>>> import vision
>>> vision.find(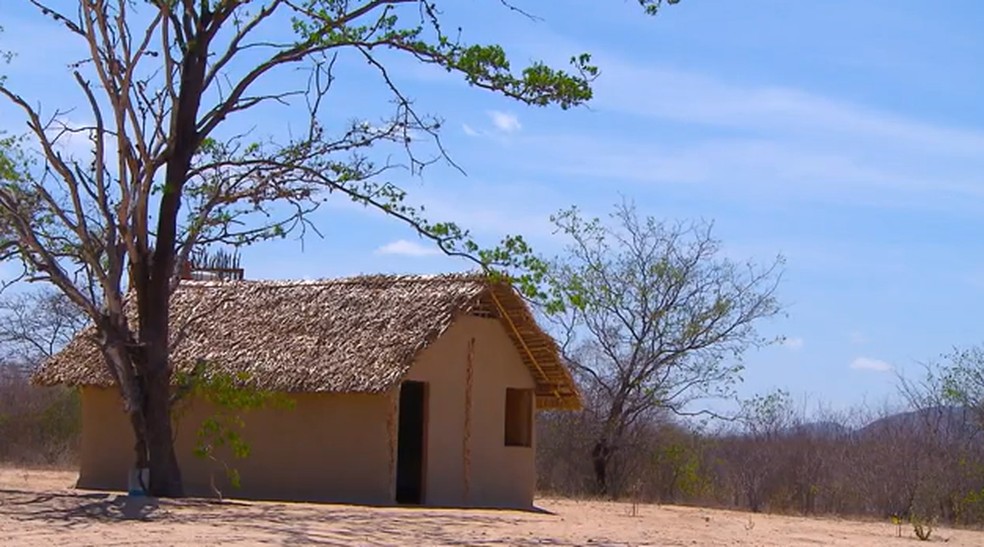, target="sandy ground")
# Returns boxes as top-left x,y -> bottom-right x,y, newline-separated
2,468 -> 983,546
